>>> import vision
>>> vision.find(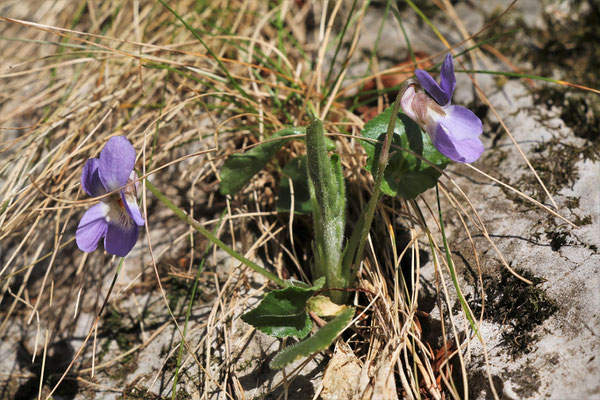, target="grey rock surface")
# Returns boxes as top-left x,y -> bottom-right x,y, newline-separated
350,0 -> 599,398
443,79 -> 600,399
394,1 -> 600,398
0,1 -> 597,399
